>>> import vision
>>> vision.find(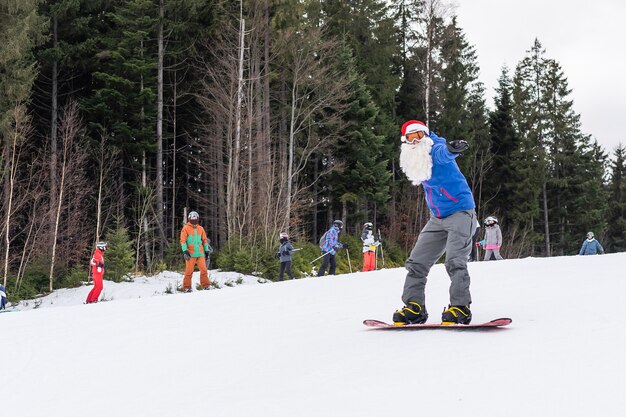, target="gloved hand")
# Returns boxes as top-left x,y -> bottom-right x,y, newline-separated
479,240 -> 485,247
475,242 -> 481,247
183,251 -> 191,261
447,140 -> 469,154
98,263 -> 105,268
343,243 -> 349,249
